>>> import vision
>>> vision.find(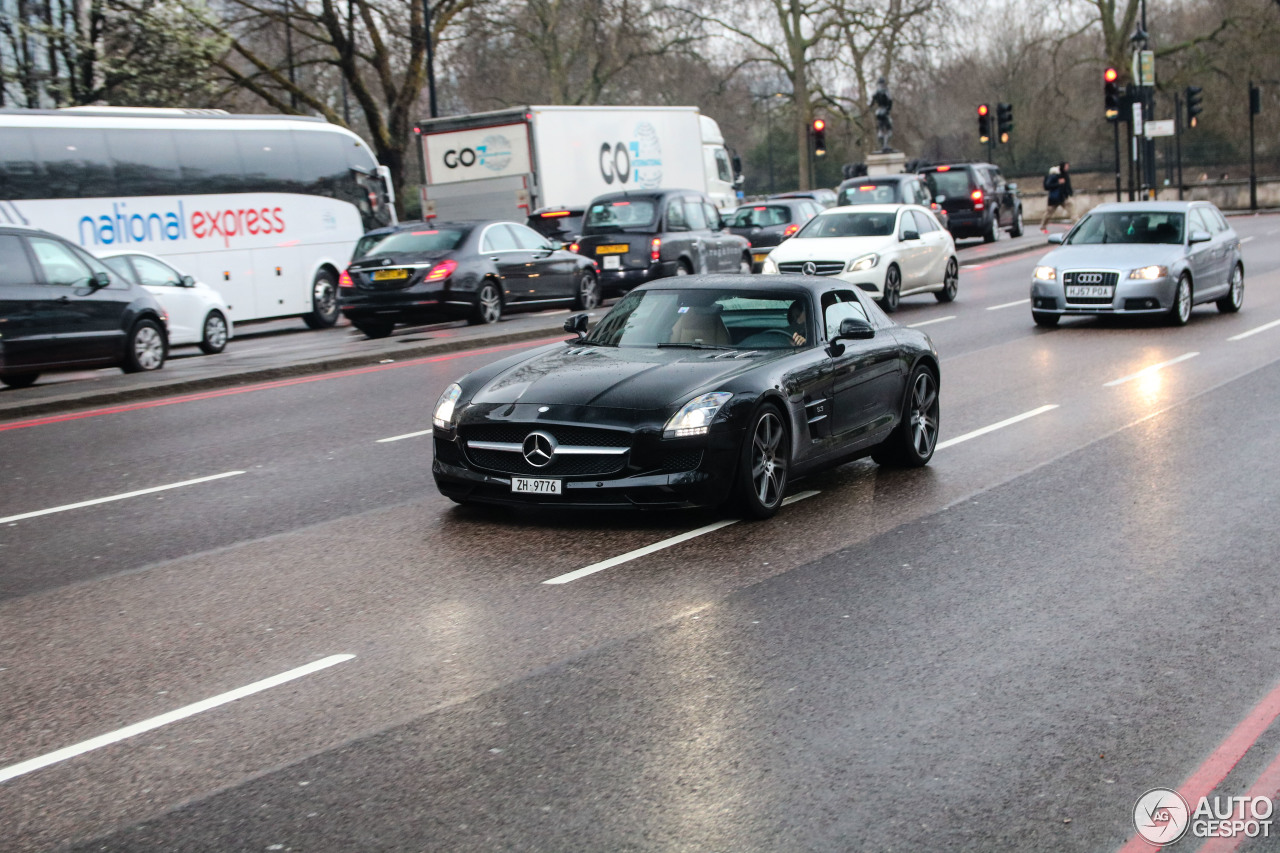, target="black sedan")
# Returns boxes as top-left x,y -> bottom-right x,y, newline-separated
432,275 -> 941,518
339,220 -> 600,337
726,199 -> 822,272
